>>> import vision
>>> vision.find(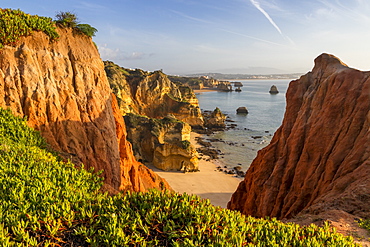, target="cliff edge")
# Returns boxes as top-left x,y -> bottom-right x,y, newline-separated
228,53 -> 370,220
0,27 -> 170,192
